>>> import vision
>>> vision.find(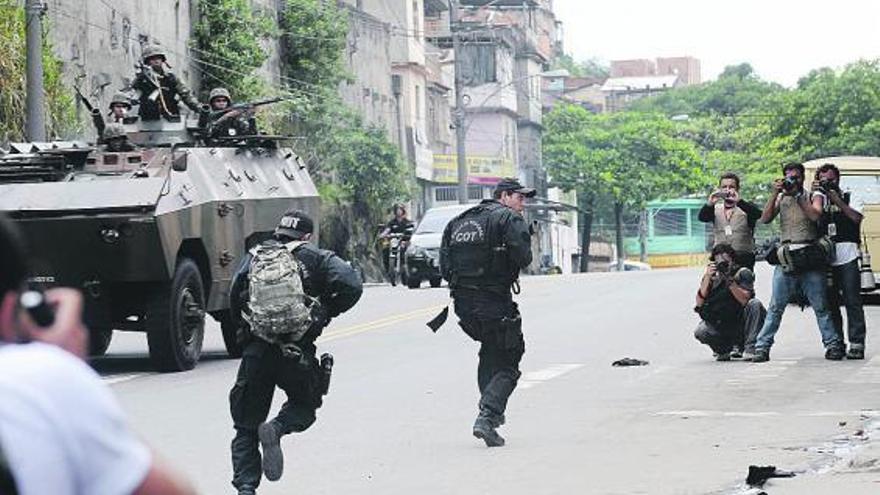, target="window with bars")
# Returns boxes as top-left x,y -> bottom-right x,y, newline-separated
653,209 -> 688,236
